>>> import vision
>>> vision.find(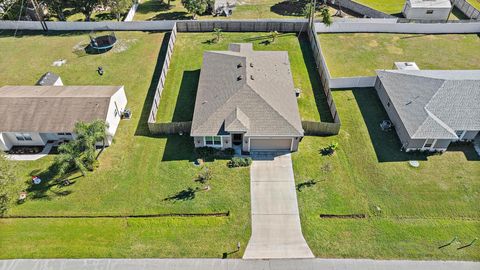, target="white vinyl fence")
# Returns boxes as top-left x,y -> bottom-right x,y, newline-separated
452,0 -> 480,19
124,3 -> 139,22
315,19 -> 480,33
0,20 -> 175,31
